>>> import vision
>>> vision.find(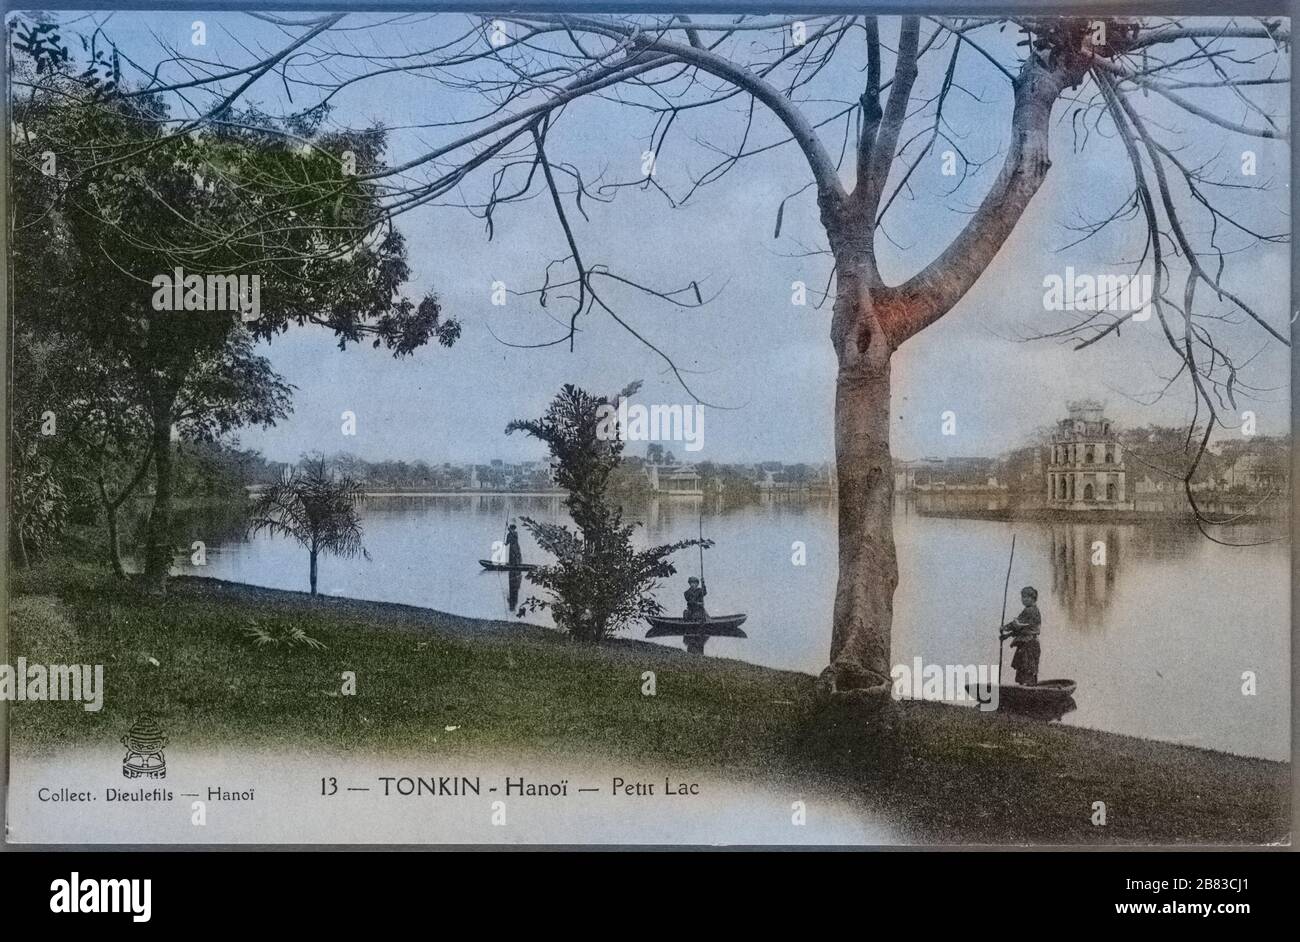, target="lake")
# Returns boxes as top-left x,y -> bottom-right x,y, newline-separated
172,494 -> 1291,761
